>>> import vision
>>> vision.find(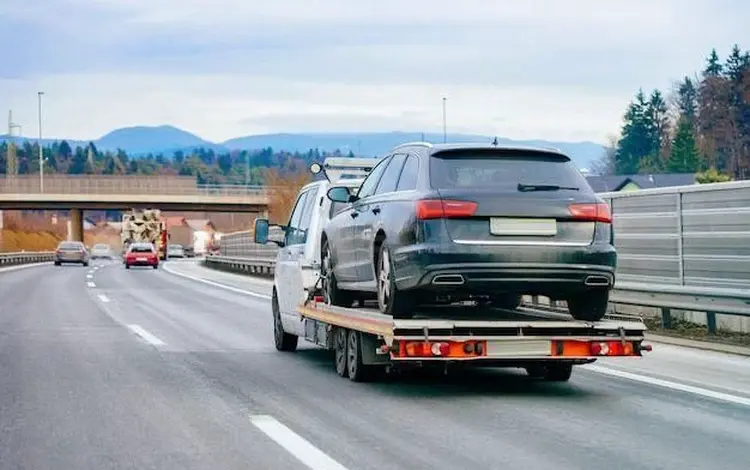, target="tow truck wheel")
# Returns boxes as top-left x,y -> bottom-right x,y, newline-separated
346,330 -> 373,382
334,328 -> 348,377
272,289 -> 298,352
526,362 -> 573,382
